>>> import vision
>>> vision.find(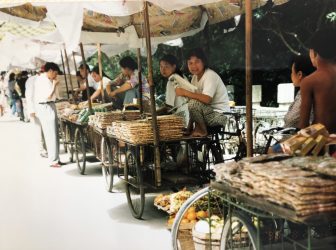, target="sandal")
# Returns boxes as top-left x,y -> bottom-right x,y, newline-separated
50,163 -> 62,168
